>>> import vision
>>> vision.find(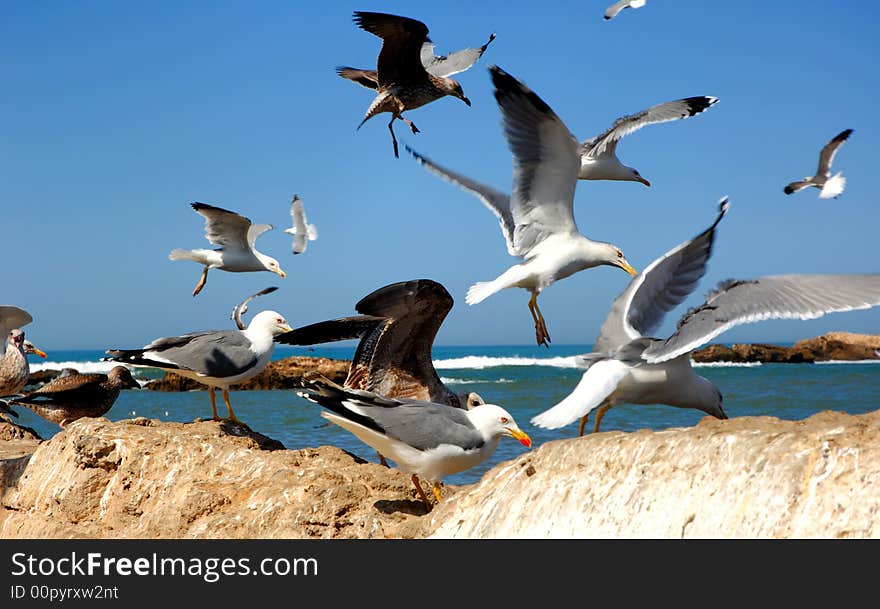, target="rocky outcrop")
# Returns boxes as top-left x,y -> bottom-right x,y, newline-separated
692,332 -> 880,363
145,356 -> 350,391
